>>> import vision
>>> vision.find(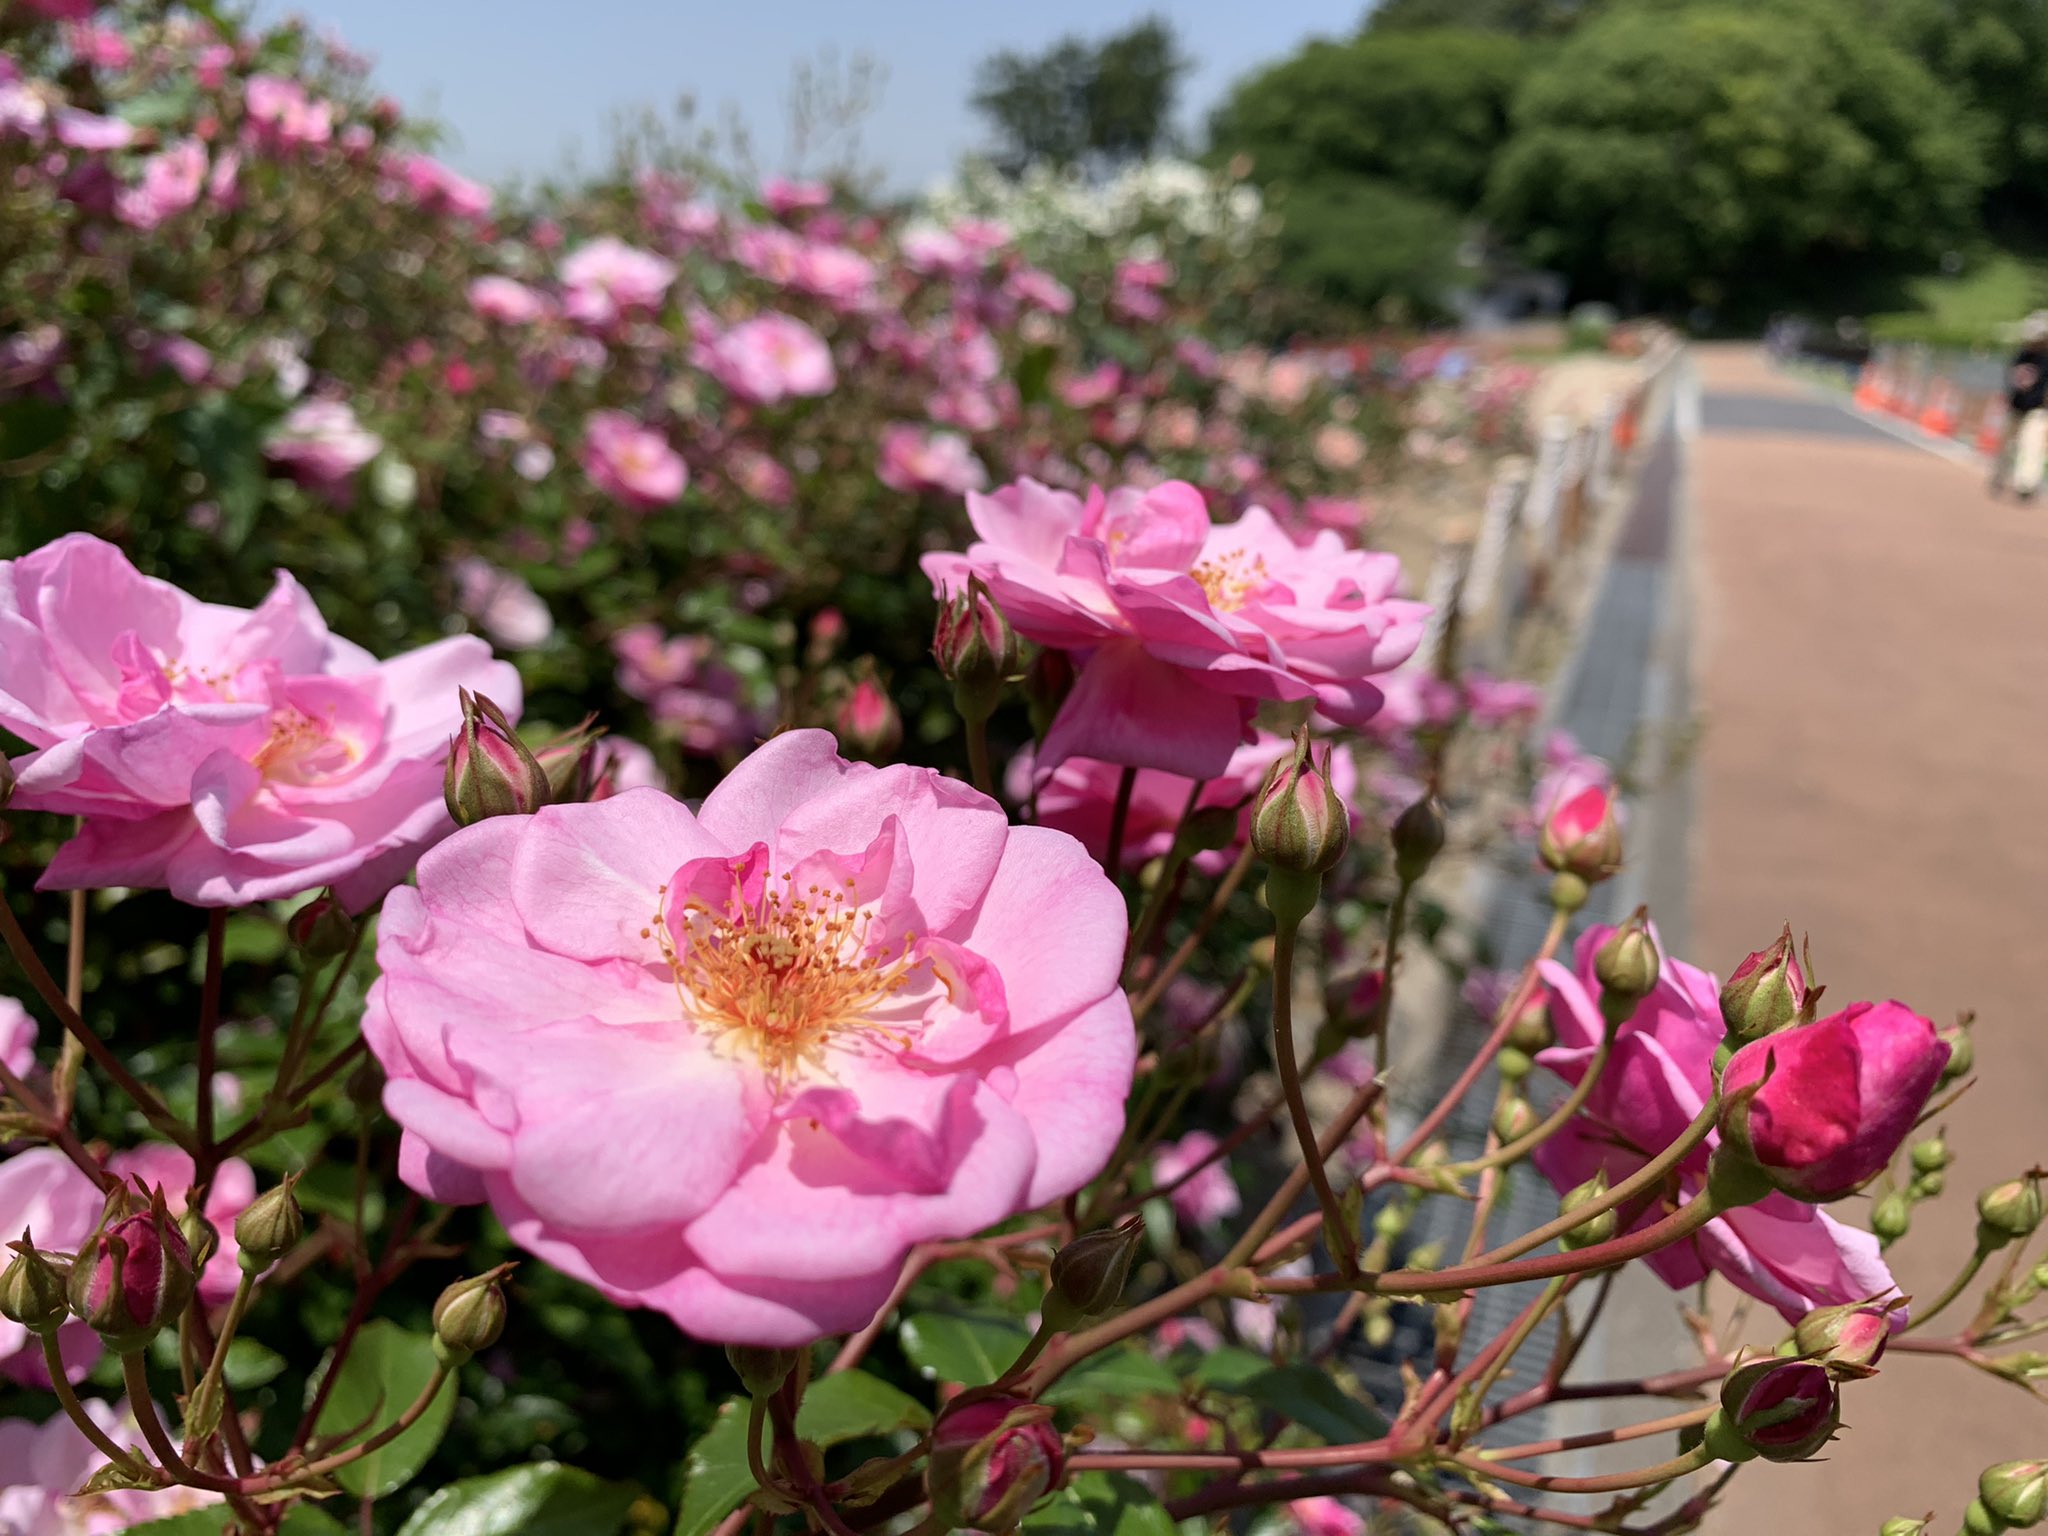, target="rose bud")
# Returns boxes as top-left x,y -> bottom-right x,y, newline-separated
934,576 -> 1020,726
925,1395 -> 1064,1533
1873,1188 -> 1912,1245
1719,924 -> 1805,1043
235,1174 -> 303,1275
1706,1357 -> 1840,1463
1537,782 -> 1622,884
1911,1135 -> 1951,1176
1505,989 -> 1554,1054
444,689 -> 550,826
1492,1096 -> 1540,1143
1940,1015 -> 1974,1083
432,1264 -> 513,1363
67,1189 -> 196,1352
1592,909 -> 1660,1013
726,1345 -> 800,1398
1717,1001 -> 1949,1202
1558,1170 -> 1617,1251
1793,1300 -> 1898,1379
1252,729 -> 1349,926
0,1234 -> 71,1335
1981,1460 -> 2048,1528
1045,1216 -> 1144,1330
832,672 -> 901,762
532,715 -> 607,801
1978,1176 -> 2045,1250
1390,795 -> 1446,886
1879,1519 -> 1930,1536
287,896 -> 355,961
